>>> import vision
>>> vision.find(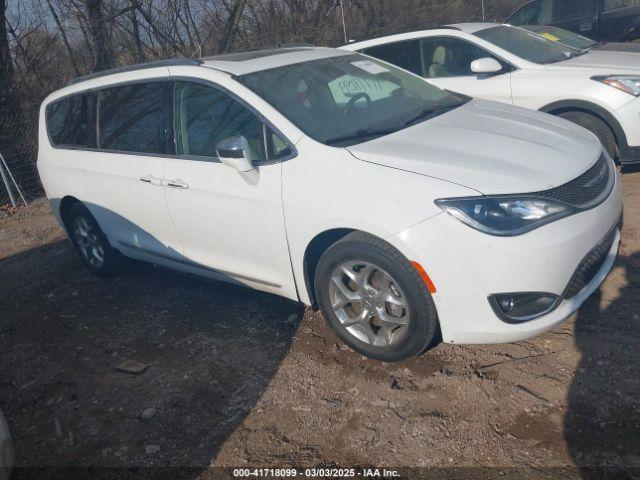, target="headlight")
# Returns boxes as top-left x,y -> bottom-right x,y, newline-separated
593,75 -> 640,96
435,196 -> 576,236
